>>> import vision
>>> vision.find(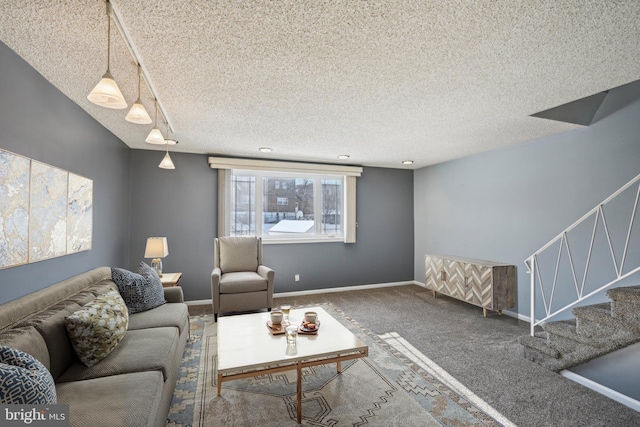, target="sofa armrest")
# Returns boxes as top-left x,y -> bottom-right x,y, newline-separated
164,286 -> 184,303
